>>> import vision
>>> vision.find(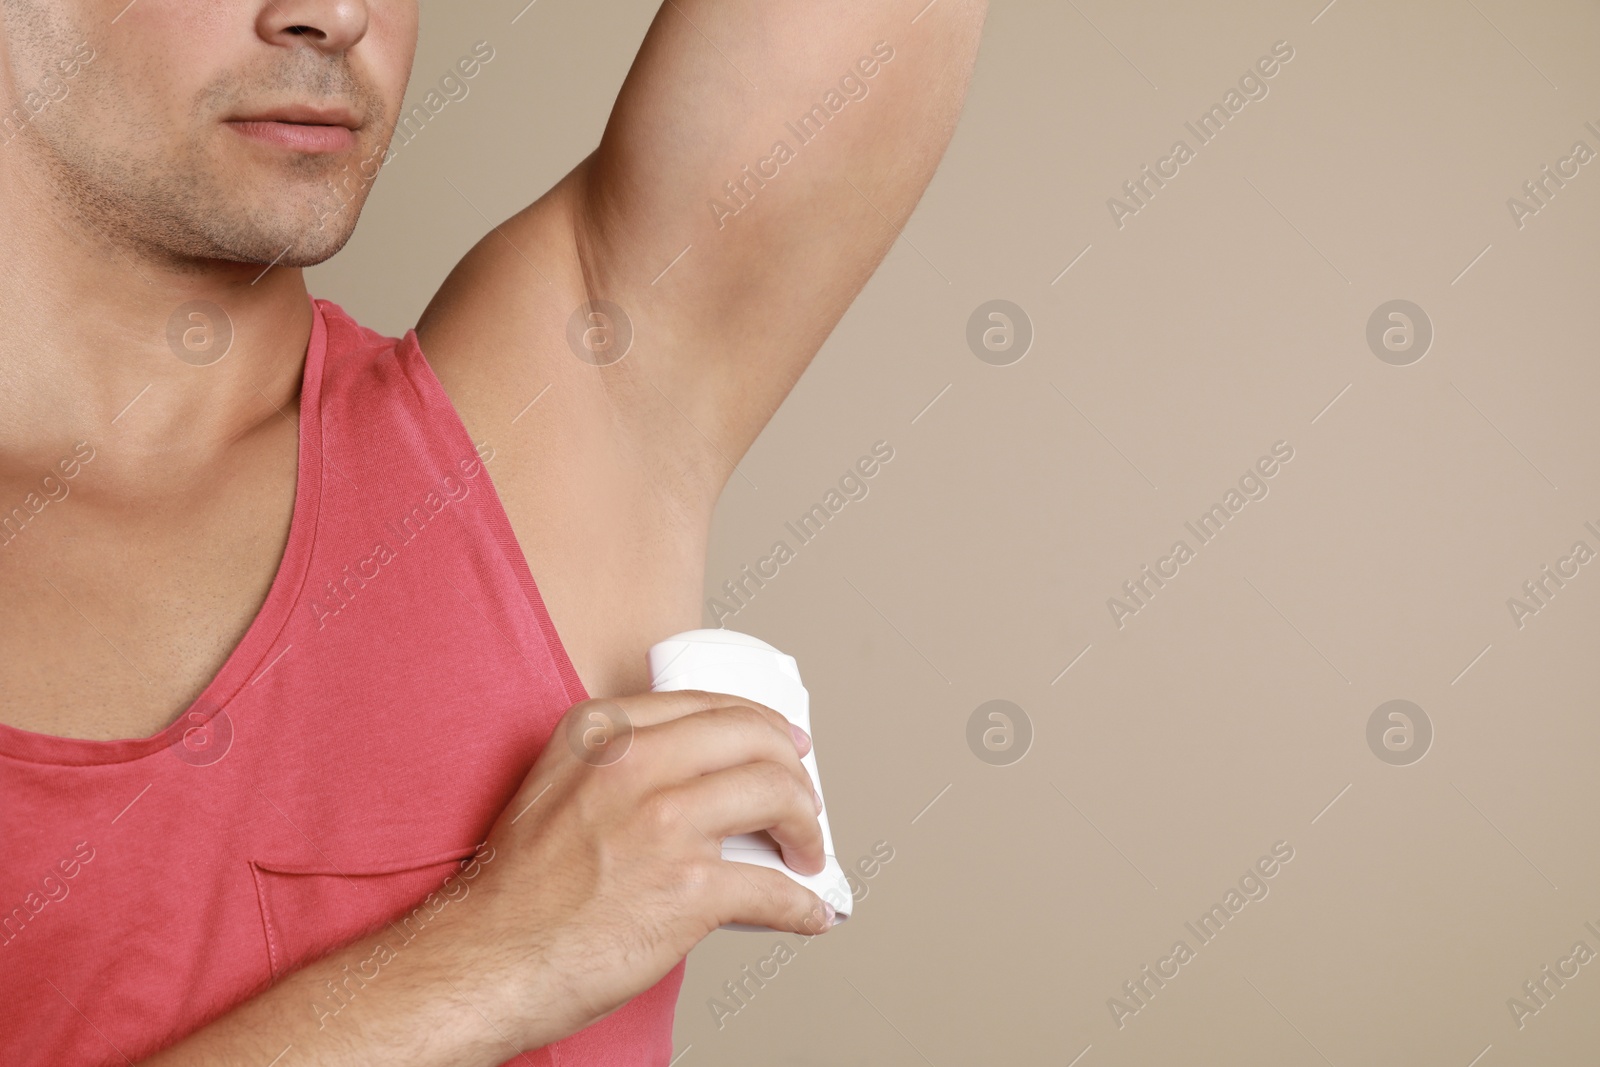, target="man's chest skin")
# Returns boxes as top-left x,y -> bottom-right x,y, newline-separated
0,416 -> 302,742
0,364 -> 708,743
